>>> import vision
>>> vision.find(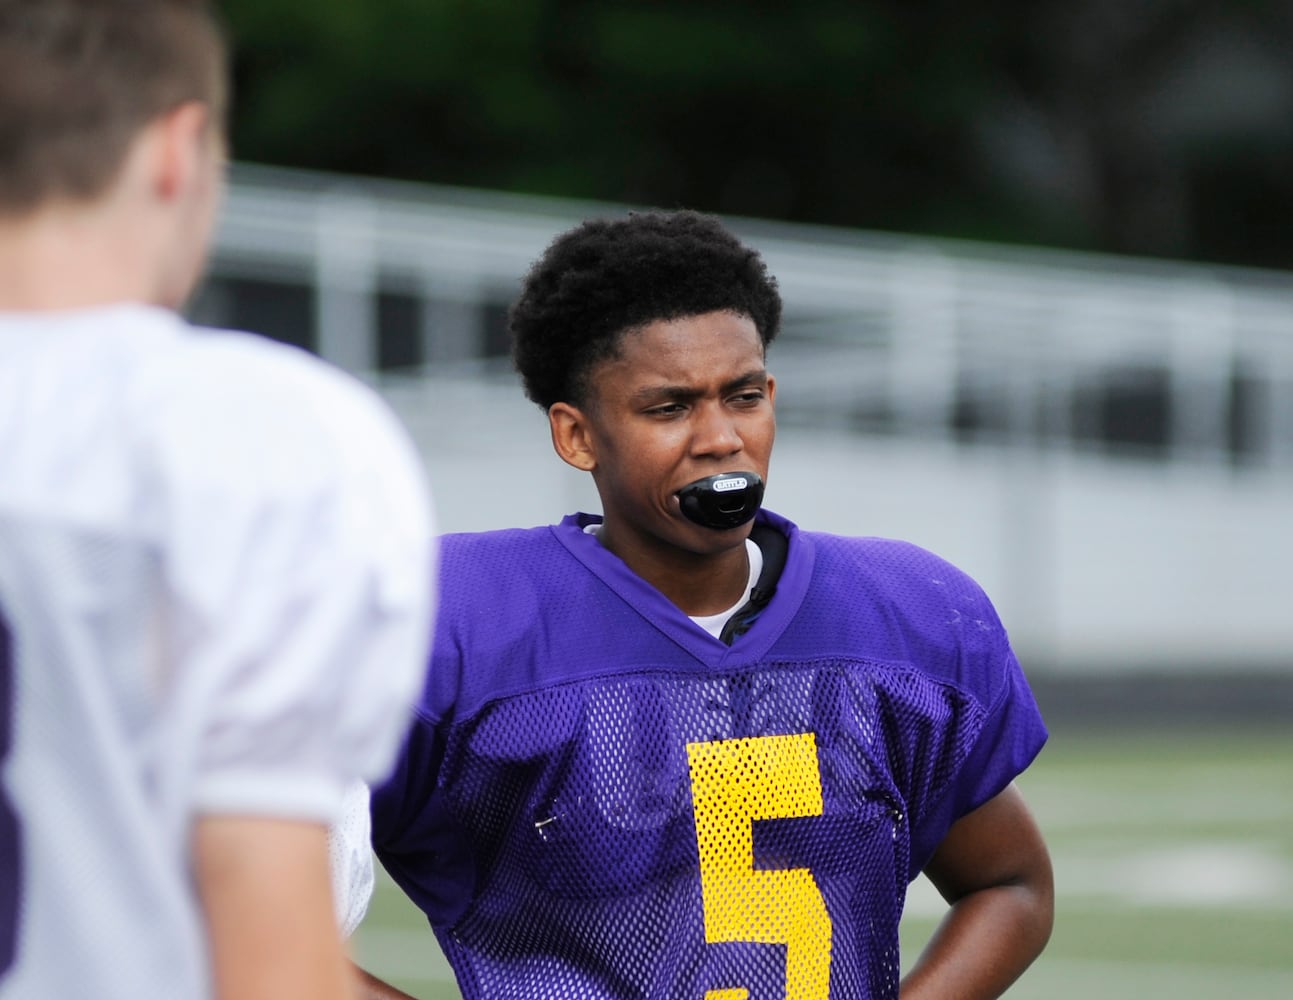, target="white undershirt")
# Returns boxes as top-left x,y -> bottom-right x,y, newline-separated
583,525 -> 763,639
688,538 -> 763,638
